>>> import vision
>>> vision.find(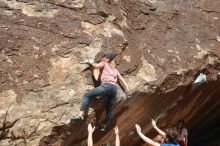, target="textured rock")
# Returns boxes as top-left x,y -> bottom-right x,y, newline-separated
0,0 -> 220,146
